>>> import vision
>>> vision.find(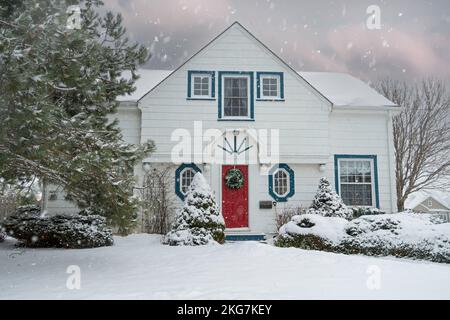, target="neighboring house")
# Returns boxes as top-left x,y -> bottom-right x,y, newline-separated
405,190 -> 450,222
45,22 -> 400,237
